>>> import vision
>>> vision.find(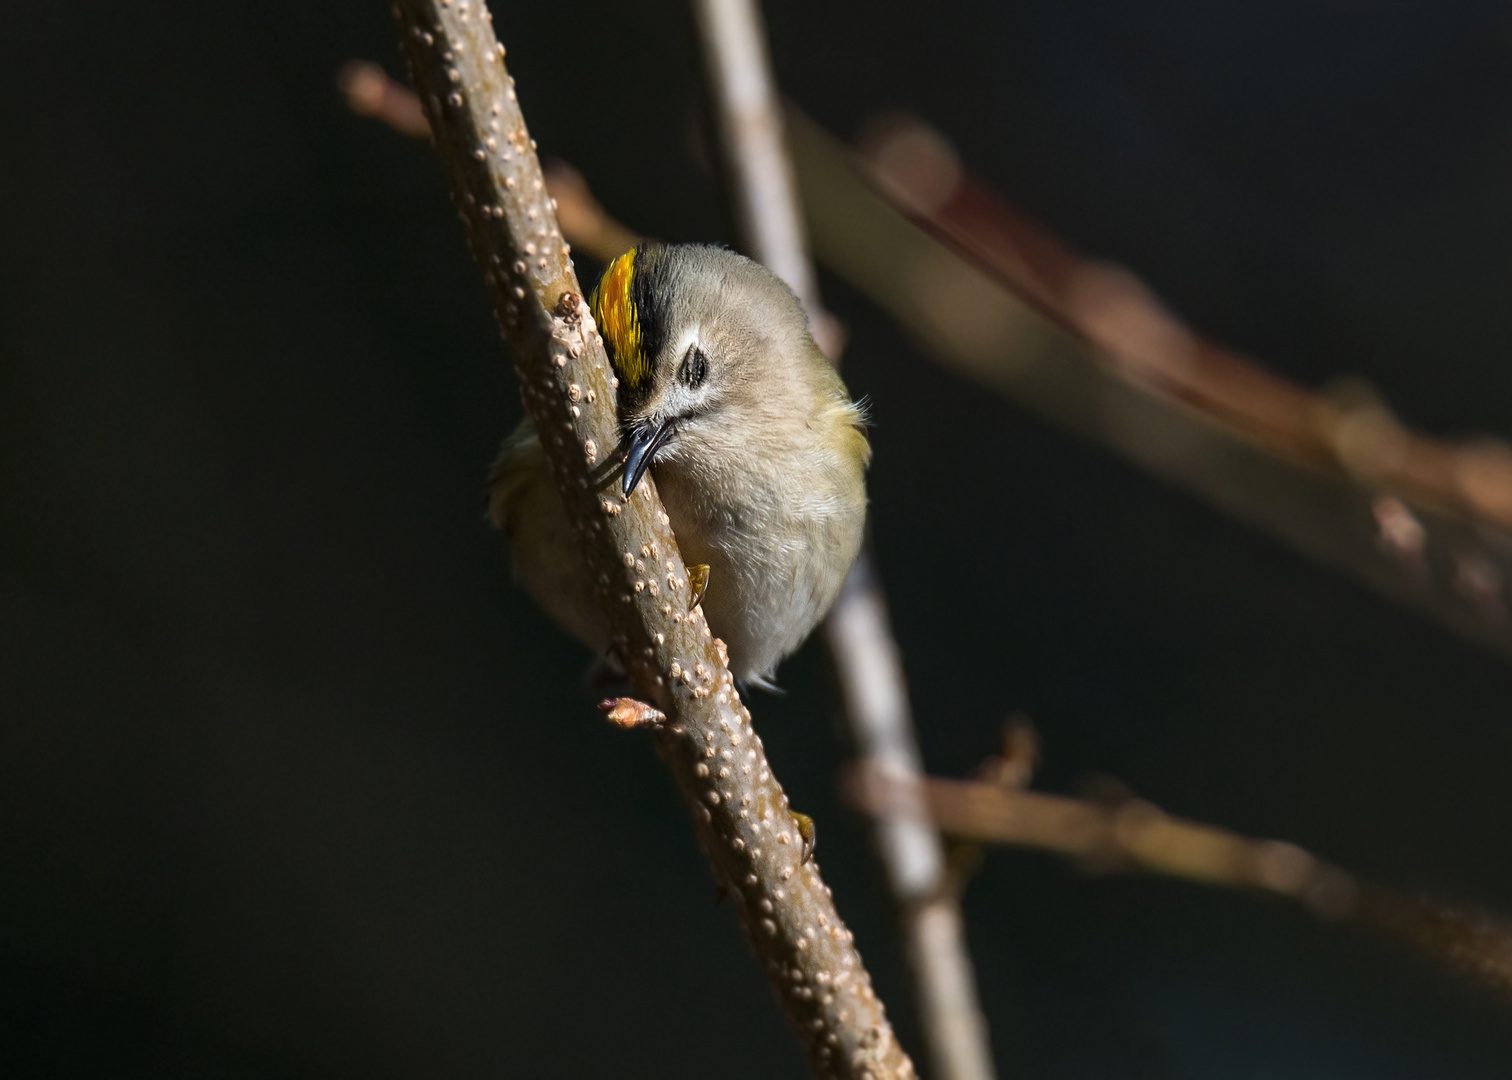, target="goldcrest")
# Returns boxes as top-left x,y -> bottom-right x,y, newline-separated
490,243 -> 869,687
